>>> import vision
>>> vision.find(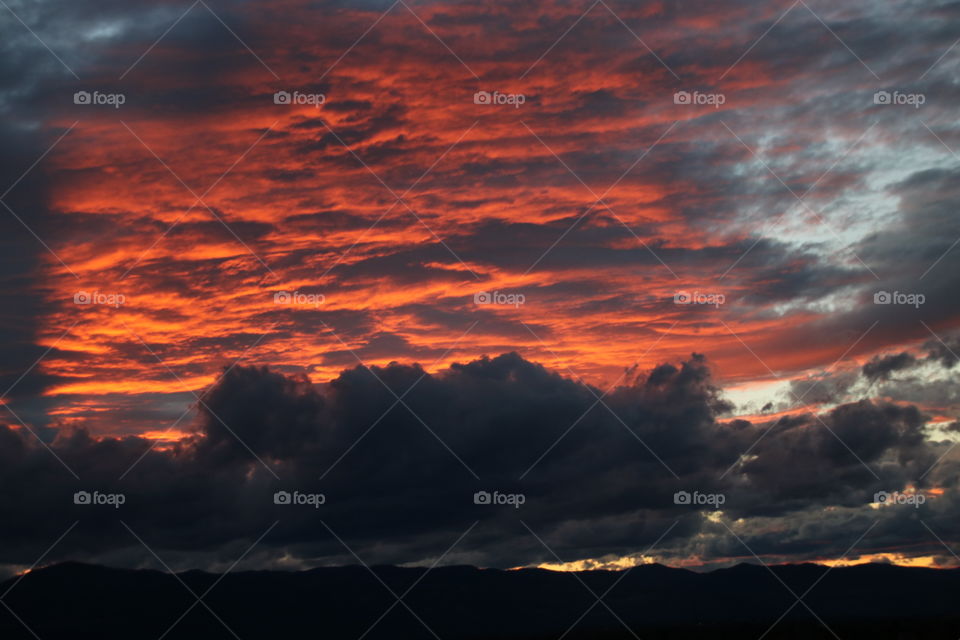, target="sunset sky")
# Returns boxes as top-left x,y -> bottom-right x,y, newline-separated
1,0 -> 959,576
